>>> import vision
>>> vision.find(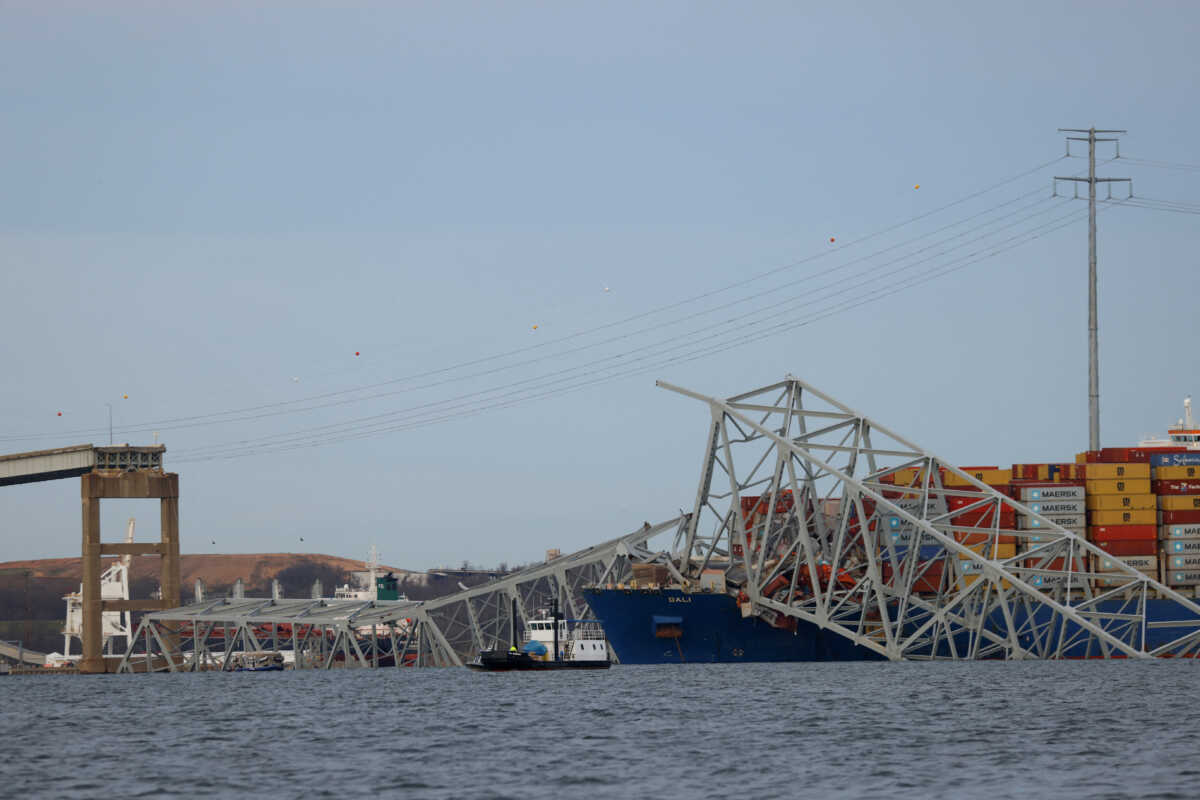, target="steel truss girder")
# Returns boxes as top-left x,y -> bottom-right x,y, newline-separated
117,518 -> 682,670
658,375 -> 1200,661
